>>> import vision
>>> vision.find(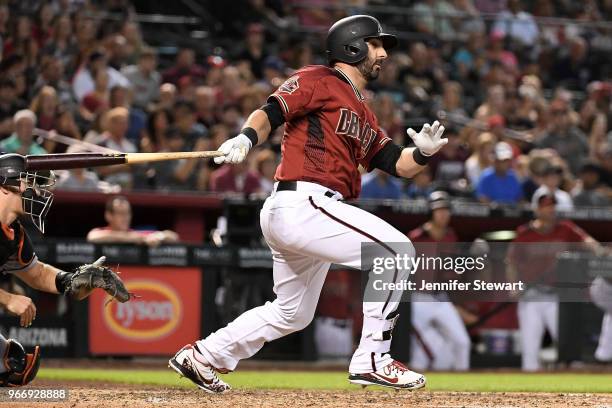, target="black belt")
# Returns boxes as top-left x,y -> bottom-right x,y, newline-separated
276,180 -> 336,198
